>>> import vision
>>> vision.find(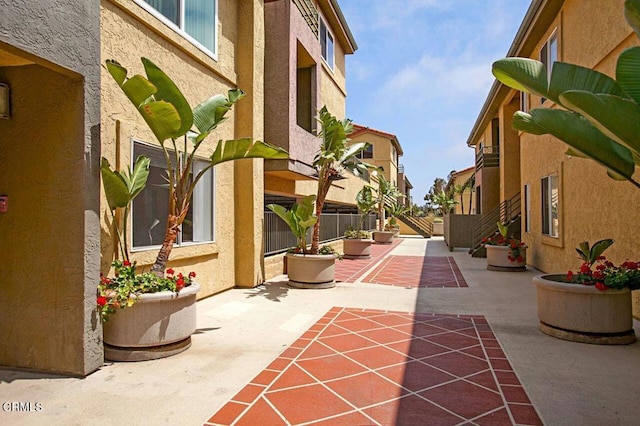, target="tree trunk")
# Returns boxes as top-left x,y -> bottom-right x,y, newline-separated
151,214 -> 180,276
